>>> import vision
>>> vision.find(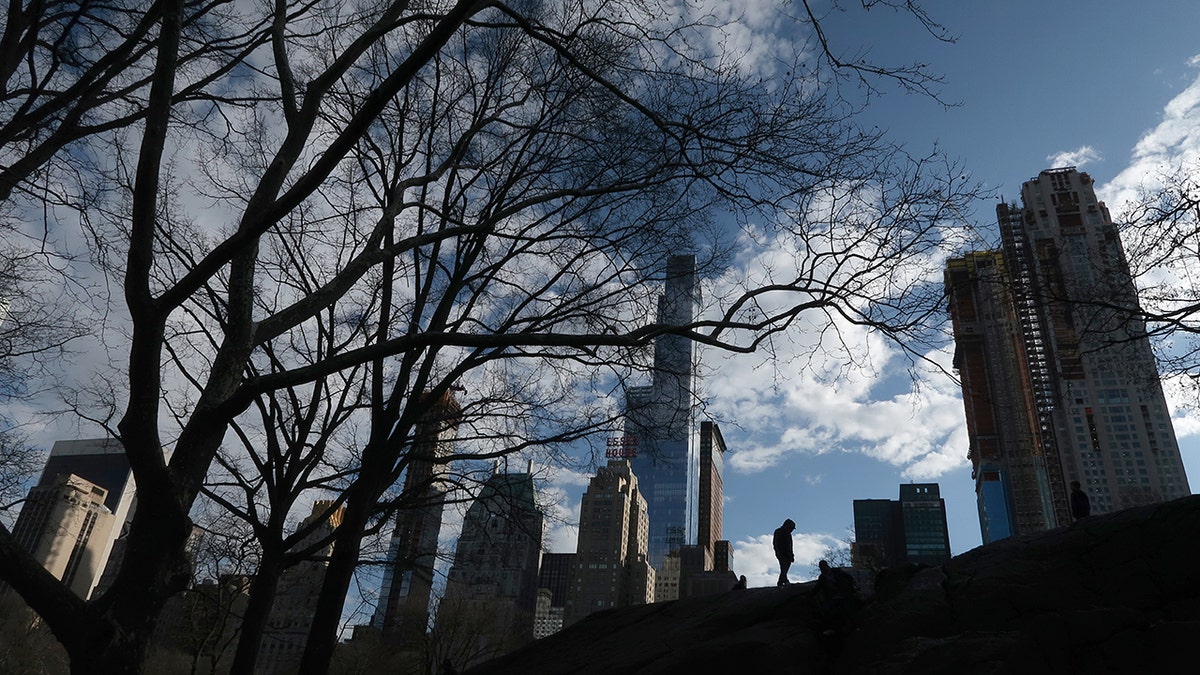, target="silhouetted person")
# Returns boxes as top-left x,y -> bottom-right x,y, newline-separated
733,575 -> 747,590
813,559 -> 860,654
814,560 -> 858,603
1070,481 -> 1091,521
773,519 -> 796,586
